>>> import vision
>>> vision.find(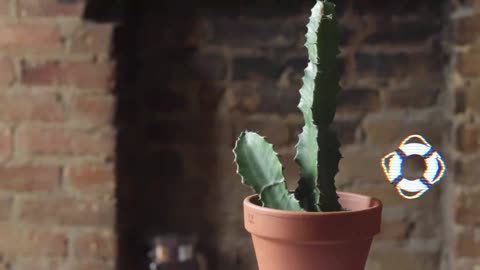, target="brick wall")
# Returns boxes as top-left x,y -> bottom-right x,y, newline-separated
1,0 -> 478,270
449,0 -> 480,269
0,1 -> 116,270
111,1 -> 459,270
